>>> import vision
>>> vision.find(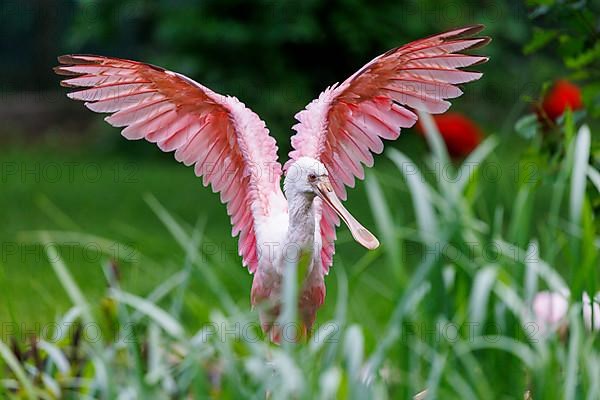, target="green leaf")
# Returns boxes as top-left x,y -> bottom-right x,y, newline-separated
565,41 -> 600,69
523,28 -> 557,55
558,34 -> 586,60
526,0 -> 555,6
